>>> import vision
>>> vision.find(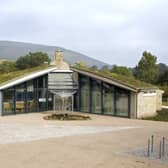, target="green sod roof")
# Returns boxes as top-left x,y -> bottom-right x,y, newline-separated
72,66 -> 158,90
0,64 -> 50,86
0,64 -> 158,91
